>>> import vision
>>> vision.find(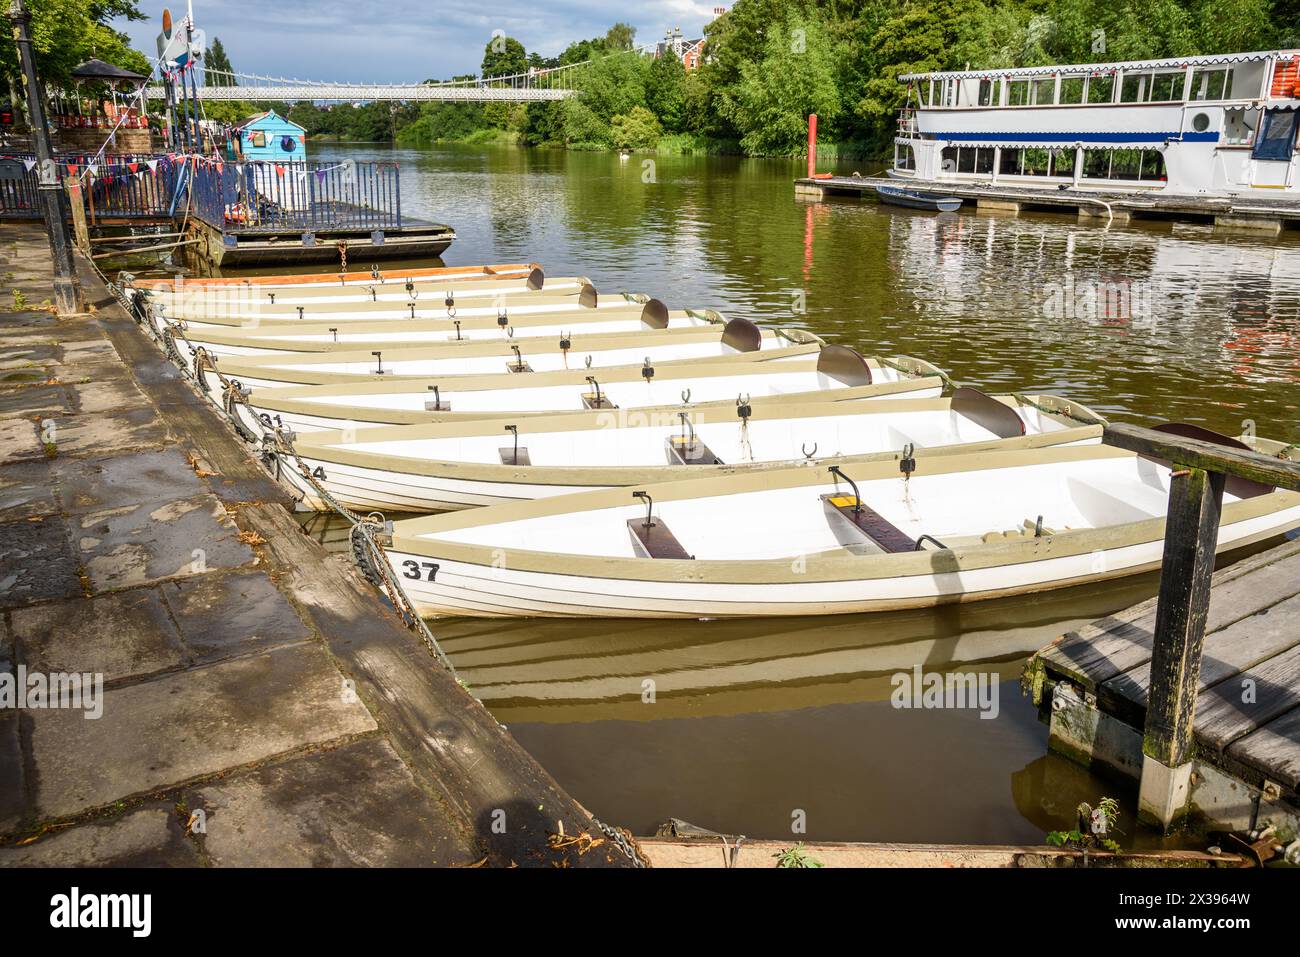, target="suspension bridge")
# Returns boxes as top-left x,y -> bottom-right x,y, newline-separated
145,46 -> 658,103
